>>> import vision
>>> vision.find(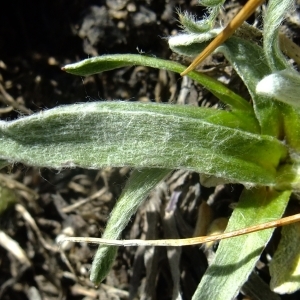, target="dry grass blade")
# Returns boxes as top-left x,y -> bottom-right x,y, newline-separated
0,82 -> 32,115
61,187 -> 107,213
15,204 -> 58,252
181,0 -> 265,76
61,213 -> 300,247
